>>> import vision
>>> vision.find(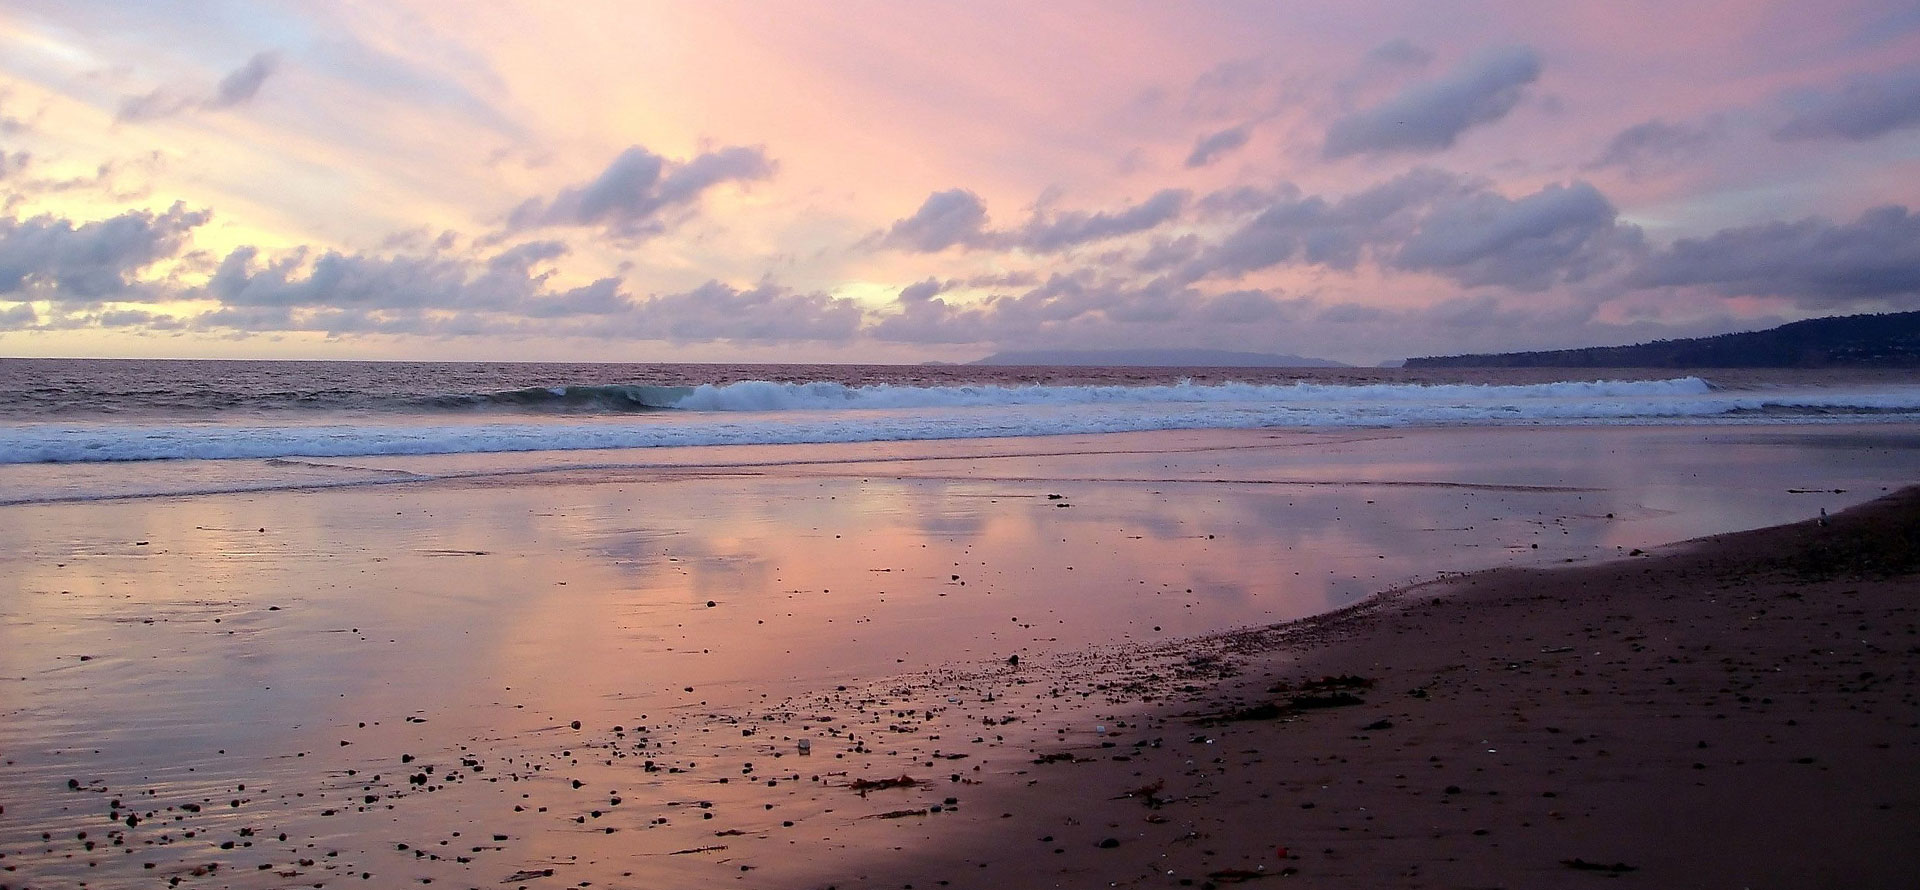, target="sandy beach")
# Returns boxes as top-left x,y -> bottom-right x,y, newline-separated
812,484 -> 1920,890
2,424 -> 1916,889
